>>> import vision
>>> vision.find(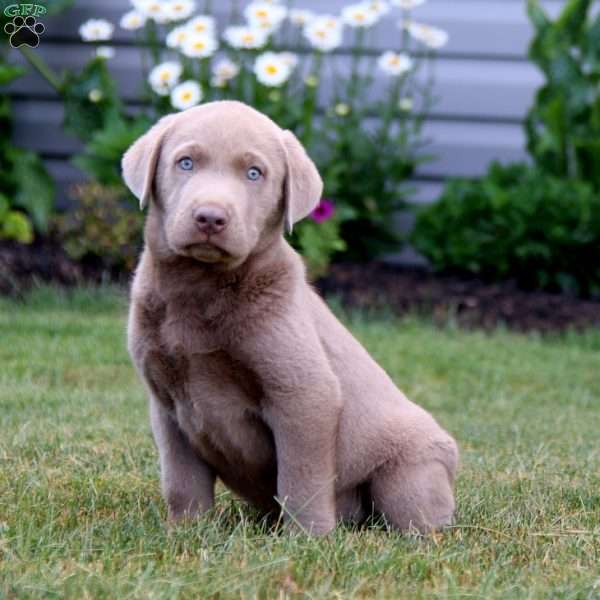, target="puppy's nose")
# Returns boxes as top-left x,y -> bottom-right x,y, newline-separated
193,205 -> 229,235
